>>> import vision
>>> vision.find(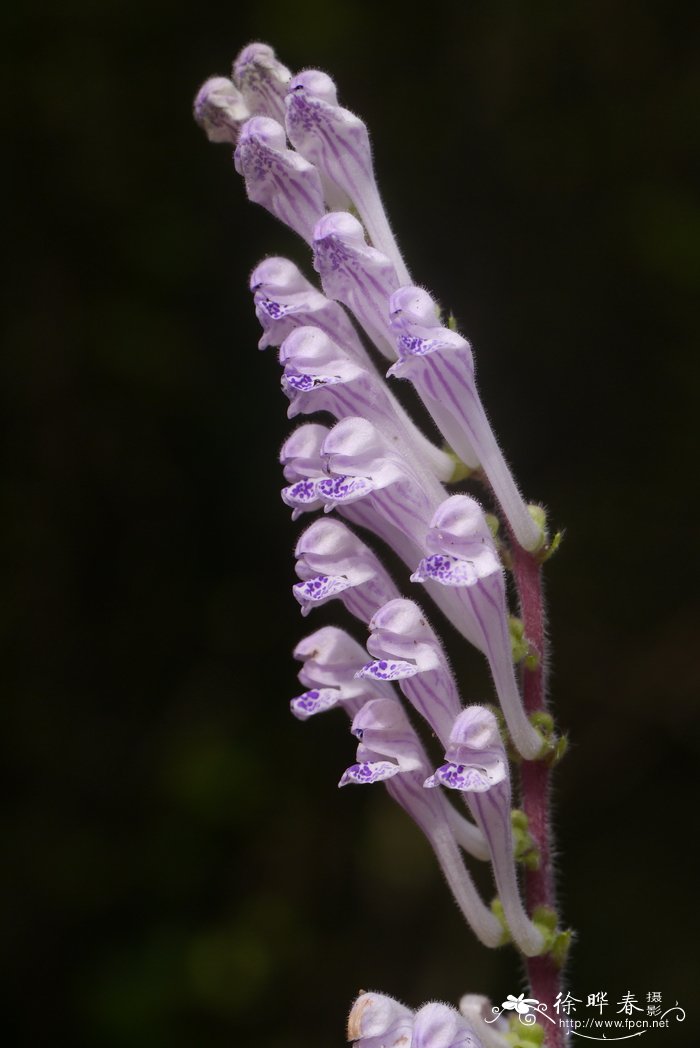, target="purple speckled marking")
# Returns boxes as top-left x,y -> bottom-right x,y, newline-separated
259,297 -> 287,319
317,474 -> 374,503
293,574 -> 350,605
397,334 -> 440,358
425,762 -> 493,793
359,658 -> 418,682
283,478 -> 320,504
412,553 -> 478,587
290,687 -> 340,720
338,760 -> 400,786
